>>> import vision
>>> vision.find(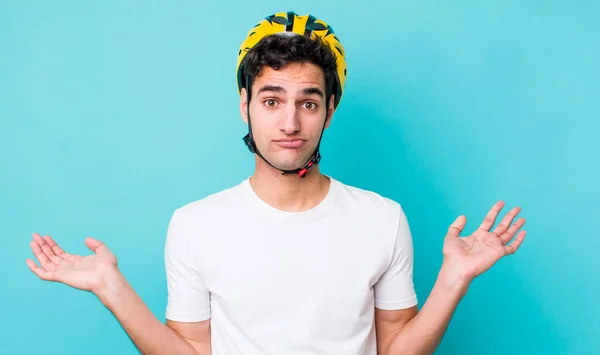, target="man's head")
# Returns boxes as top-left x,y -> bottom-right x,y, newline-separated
236,12 -> 347,178
240,34 -> 337,173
